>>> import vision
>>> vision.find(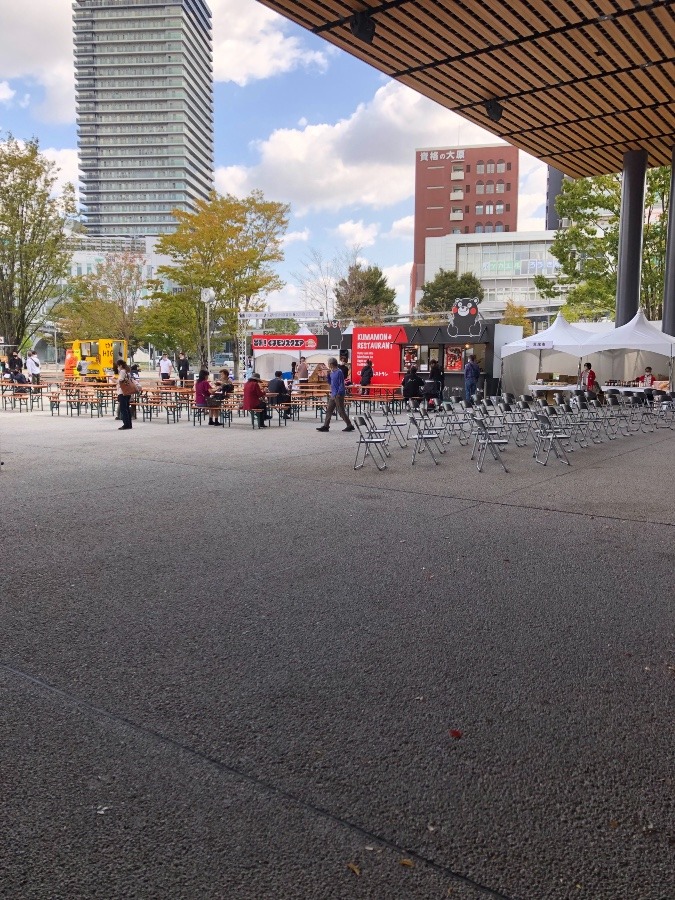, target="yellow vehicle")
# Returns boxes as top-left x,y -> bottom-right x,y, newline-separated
70,339 -> 128,381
